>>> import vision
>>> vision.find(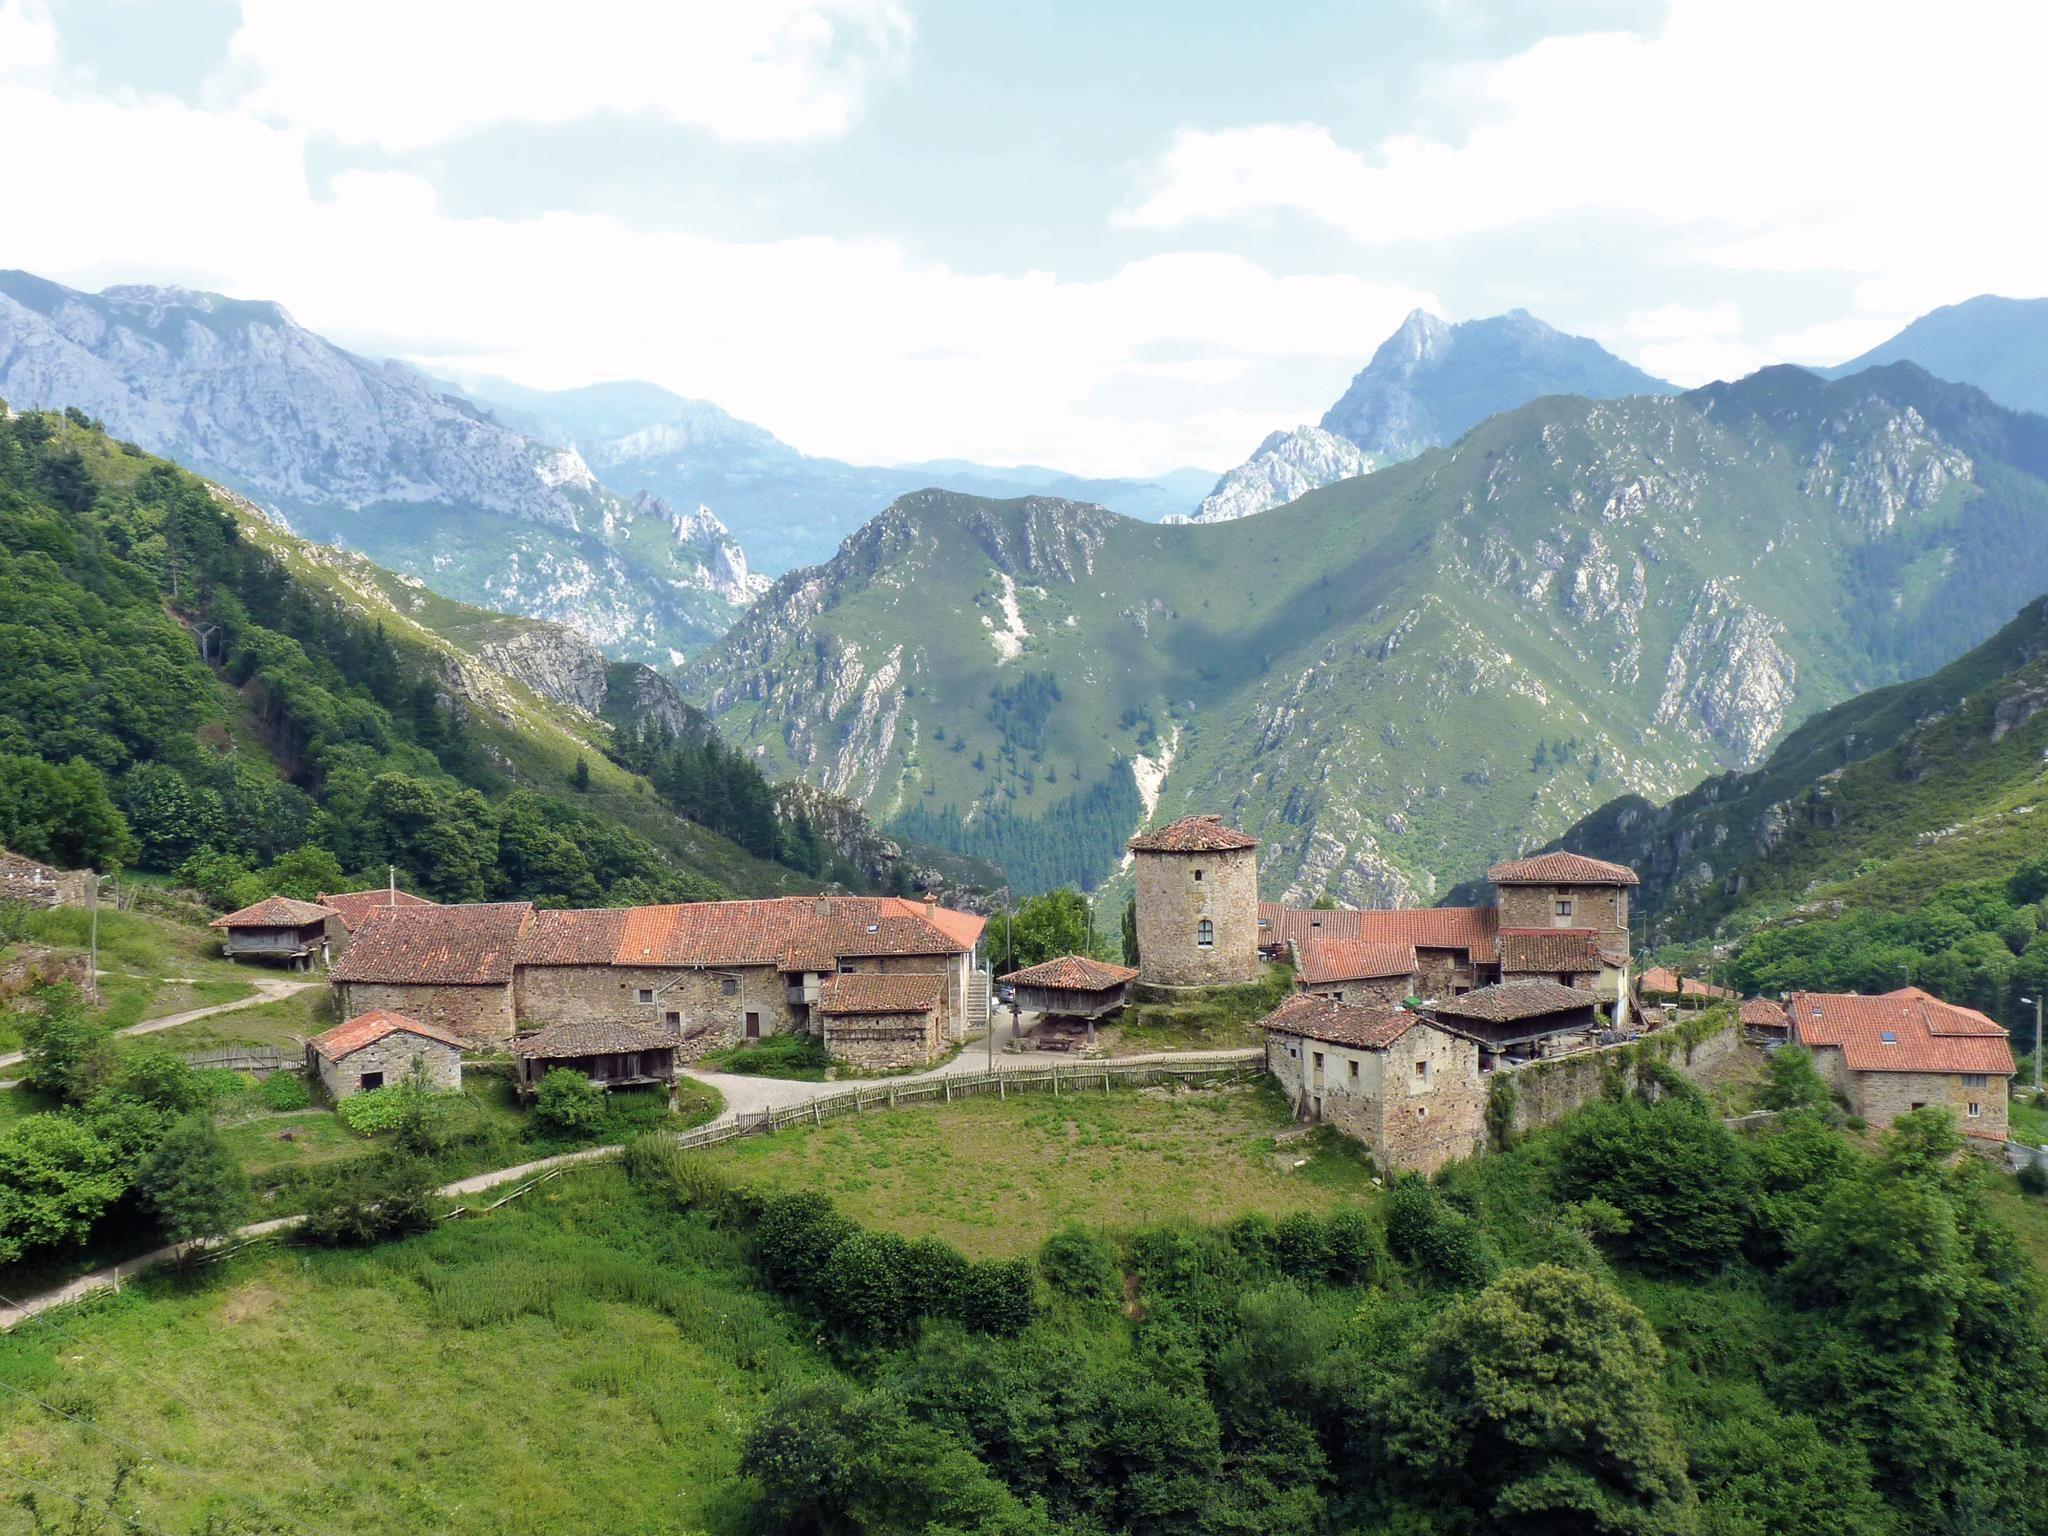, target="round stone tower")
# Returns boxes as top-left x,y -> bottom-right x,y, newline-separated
1129,814 -> 1261,987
